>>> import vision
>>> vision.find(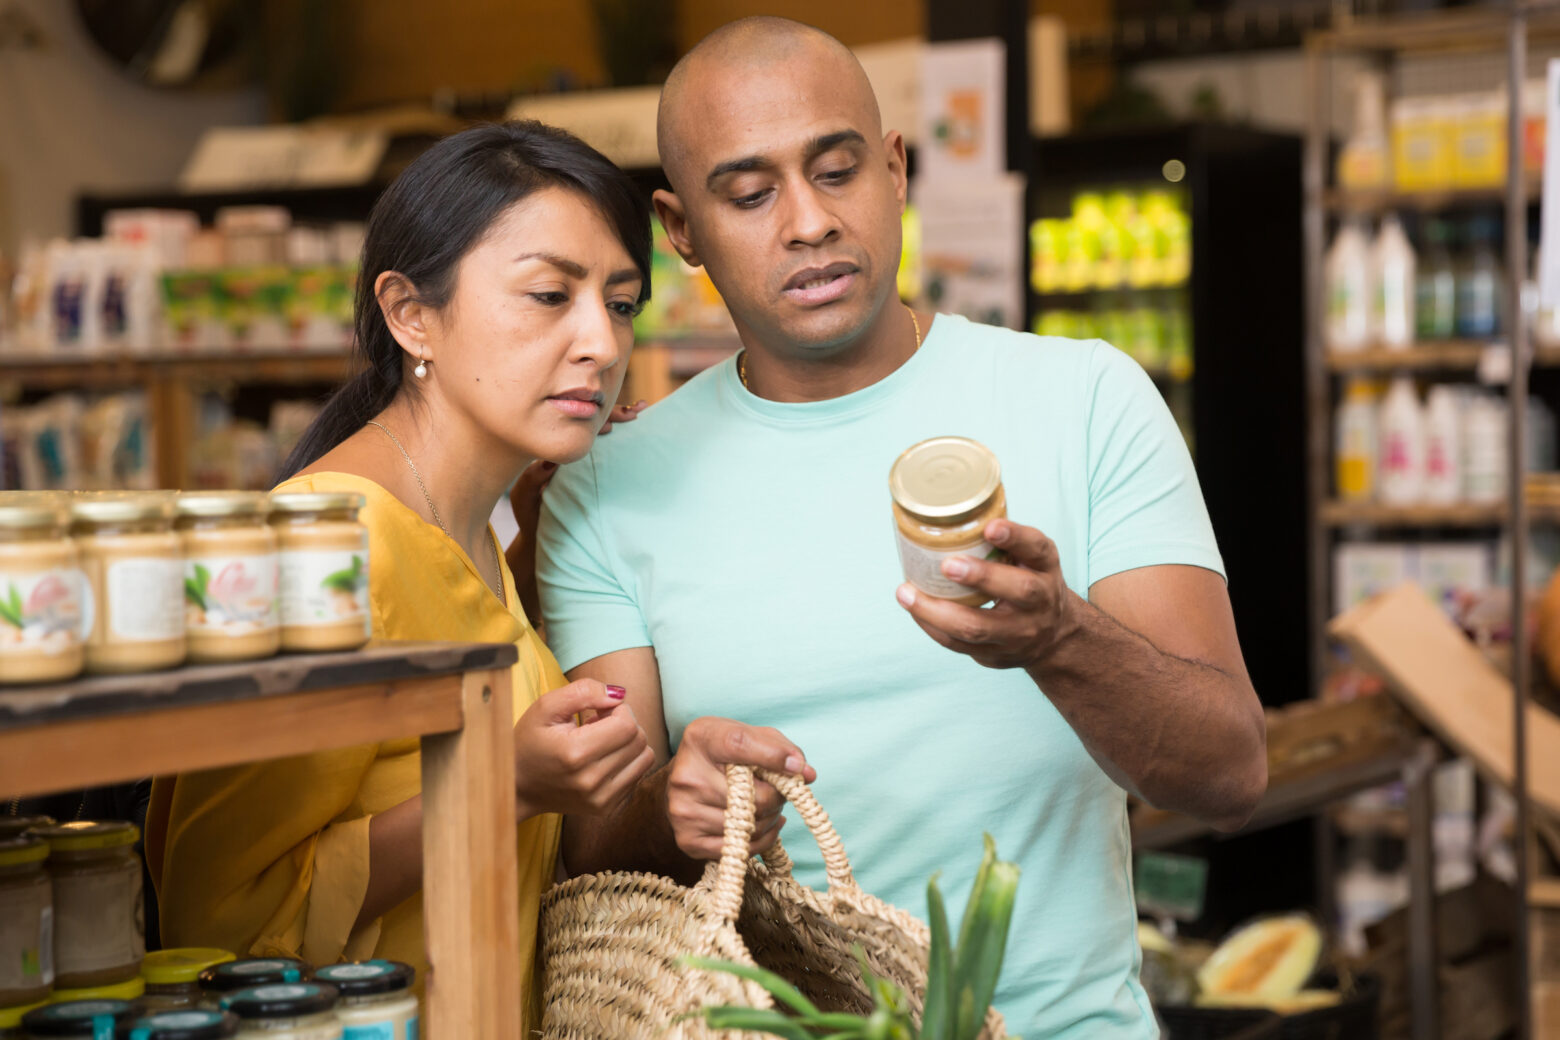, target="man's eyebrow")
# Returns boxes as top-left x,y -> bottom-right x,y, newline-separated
514,252 -> 588,278
703,129 -> 869,191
